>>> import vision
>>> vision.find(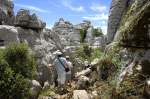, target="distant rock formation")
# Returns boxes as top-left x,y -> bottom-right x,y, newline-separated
53,18 -> 80,46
